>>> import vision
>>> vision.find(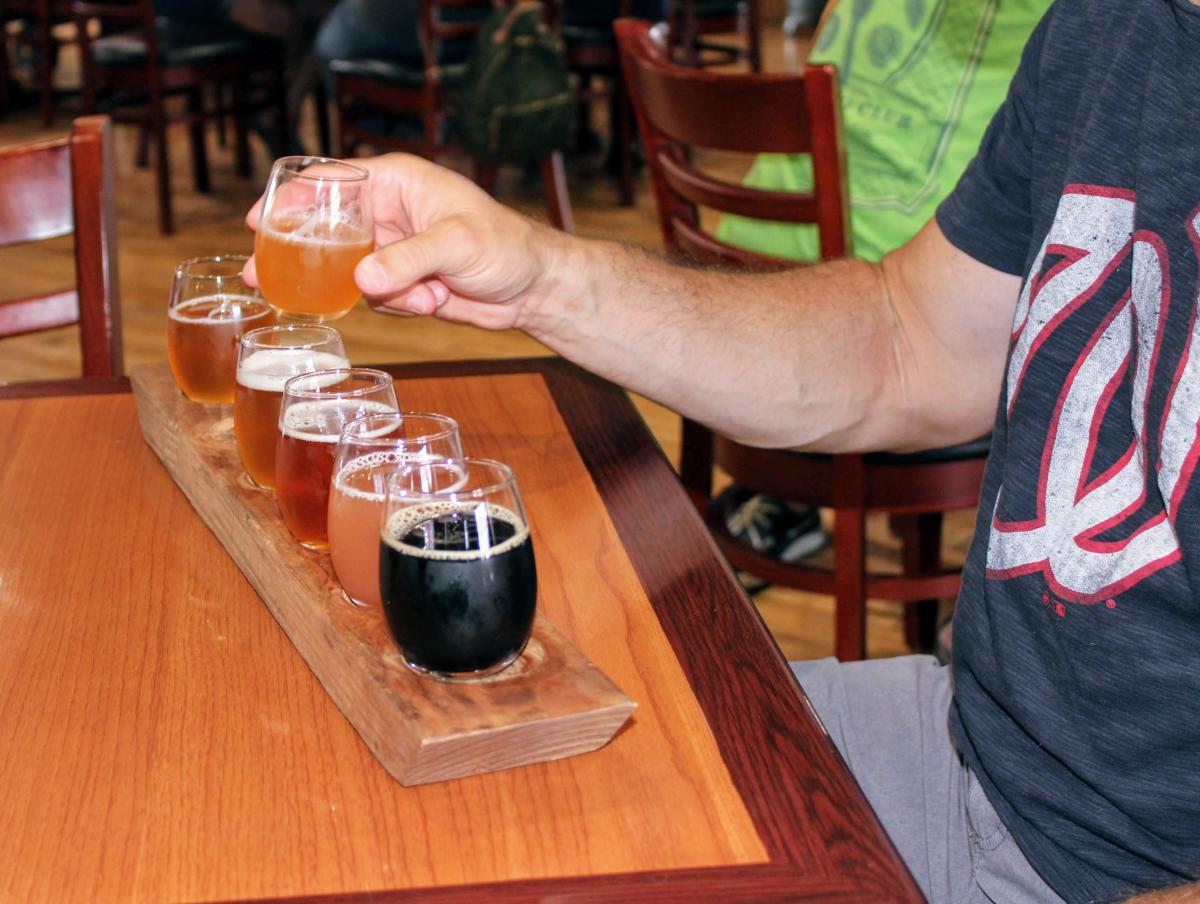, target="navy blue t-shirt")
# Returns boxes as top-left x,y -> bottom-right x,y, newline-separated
936,0 -> 1200,901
